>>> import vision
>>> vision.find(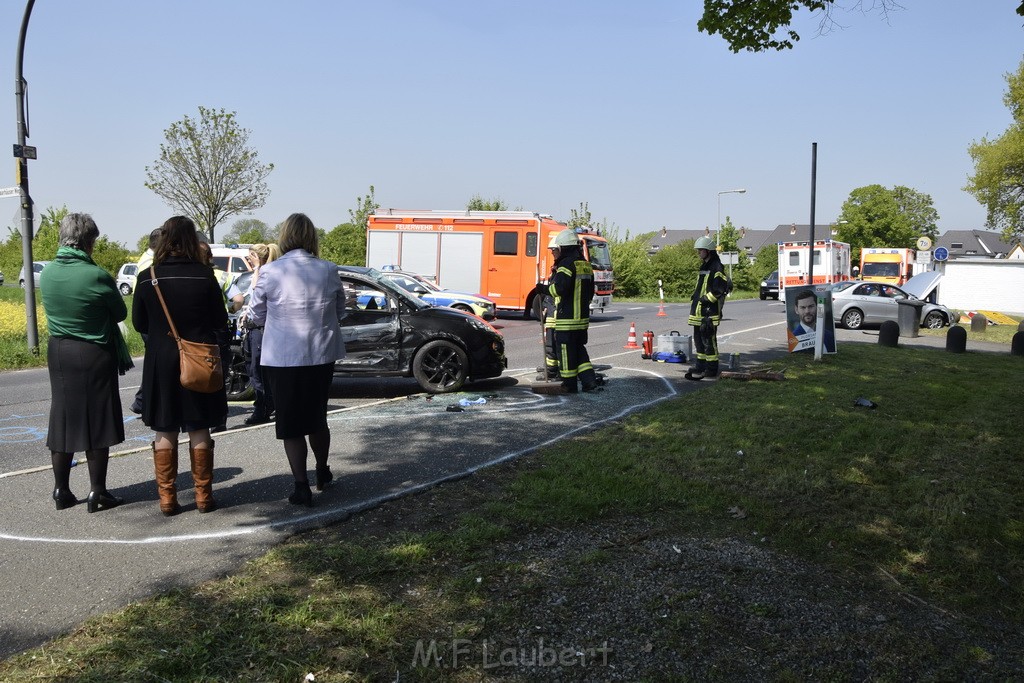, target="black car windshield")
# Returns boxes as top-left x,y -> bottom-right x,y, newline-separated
353,268 -> 432,310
